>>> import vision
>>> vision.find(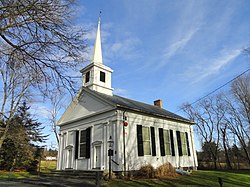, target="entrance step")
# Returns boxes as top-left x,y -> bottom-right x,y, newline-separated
41,170 -> 103,180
